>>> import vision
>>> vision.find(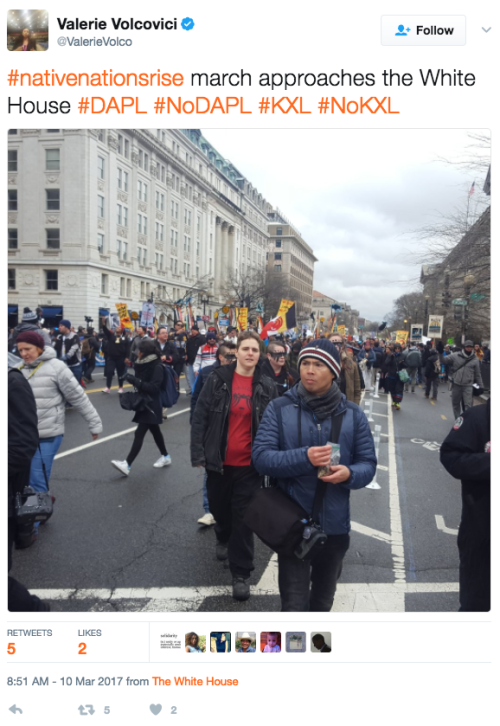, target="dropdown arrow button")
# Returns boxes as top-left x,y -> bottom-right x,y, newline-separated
482,27 -> 491,32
